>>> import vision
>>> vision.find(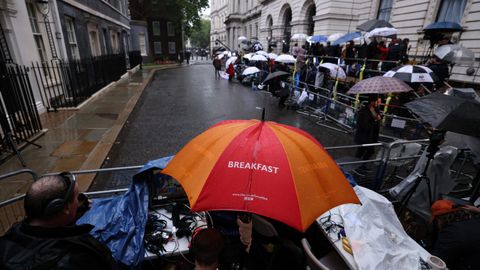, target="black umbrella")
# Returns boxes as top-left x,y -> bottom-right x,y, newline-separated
356,19 -> 393,32
405,92 -> 480,138
262,71 -> 290,84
